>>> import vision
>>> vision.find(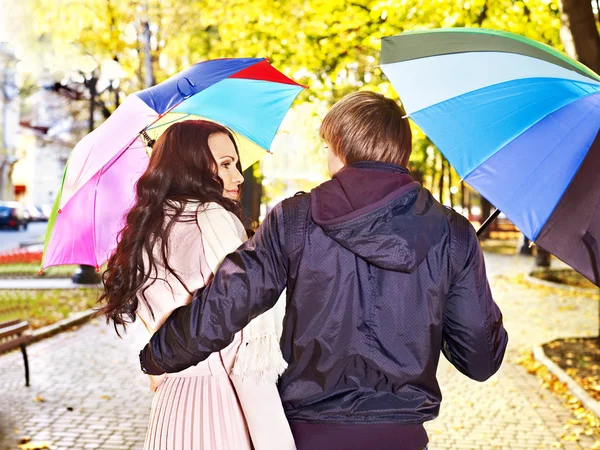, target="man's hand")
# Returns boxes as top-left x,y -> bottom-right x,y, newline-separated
148,373 -> 167,392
